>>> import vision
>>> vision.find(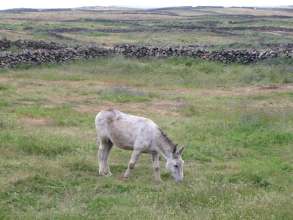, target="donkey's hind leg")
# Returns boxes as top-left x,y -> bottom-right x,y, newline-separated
98,138 -> 113,176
